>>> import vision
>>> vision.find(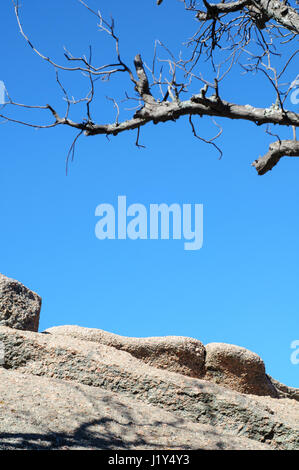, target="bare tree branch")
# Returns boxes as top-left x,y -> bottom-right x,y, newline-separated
252,139 -> 299,174
4,0 -> 299,175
